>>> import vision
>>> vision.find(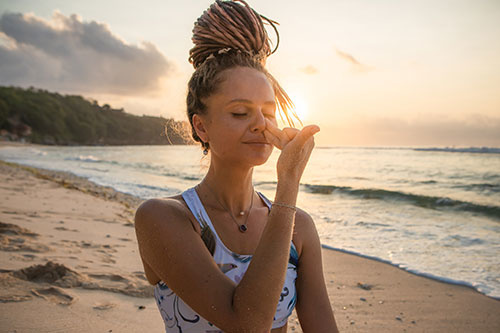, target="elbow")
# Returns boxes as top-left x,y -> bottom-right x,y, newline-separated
223,320 -> 272,333
226,305 -> 274,332
223,284 -> 279,332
